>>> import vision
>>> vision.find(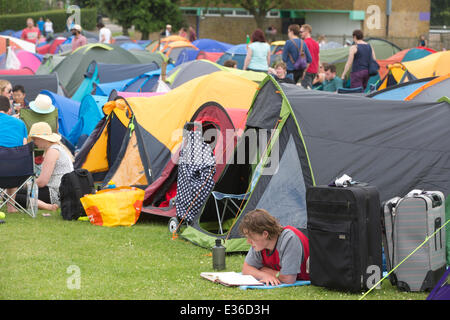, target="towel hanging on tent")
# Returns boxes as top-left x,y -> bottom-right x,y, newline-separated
176,129 -> 216,223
